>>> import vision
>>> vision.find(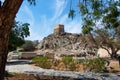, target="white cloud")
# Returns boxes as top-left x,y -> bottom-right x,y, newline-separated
26,15 -> 53,41
59,14 -> 68,24
23,5 -> 35,26
18,5 -> 39,41
65,22 -> 82,33
51,0 -> 67,21
58,14 -> 82,34
39,15 -> 52,34
16,5 -> 35,26
26,29 -> 44,41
